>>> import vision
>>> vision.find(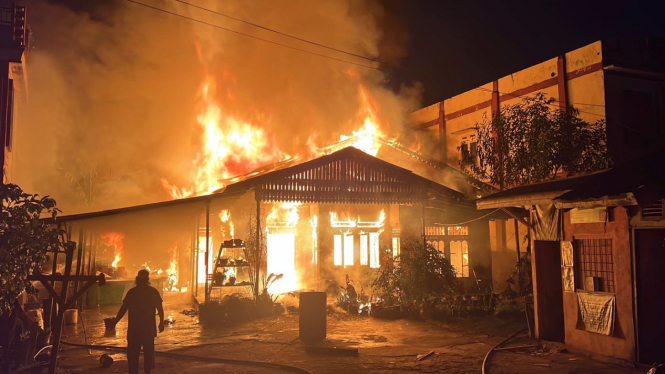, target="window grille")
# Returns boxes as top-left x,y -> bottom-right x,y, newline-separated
574,238 -> 615,293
